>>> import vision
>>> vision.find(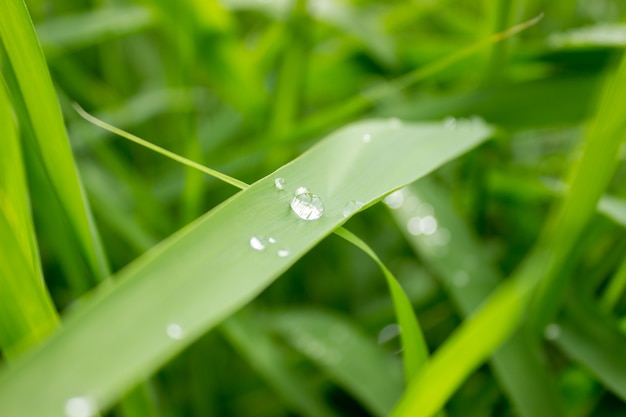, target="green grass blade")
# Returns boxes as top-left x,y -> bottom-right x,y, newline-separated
388,180 -> 565,417
36,5 -> 154,57
389,49 -> 626,417
0,79 -> 59,359
0,118 -> 492,416
555,296 -> 626,401
600,258 -> 626,312
334,227 -> 429,384
271,308 -> 403,417
0,0 -> 109,280
222,311 -> 340,417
